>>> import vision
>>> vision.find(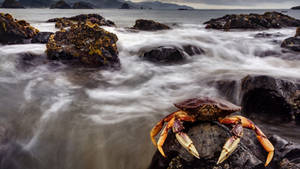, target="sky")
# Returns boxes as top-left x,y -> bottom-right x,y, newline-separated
131,0 -> 300,9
